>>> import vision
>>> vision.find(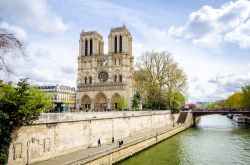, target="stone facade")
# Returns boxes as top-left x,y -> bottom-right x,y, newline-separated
38,85 -> 76,110
7,111 -> 184,165
76,25 -> 134,111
